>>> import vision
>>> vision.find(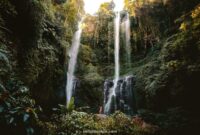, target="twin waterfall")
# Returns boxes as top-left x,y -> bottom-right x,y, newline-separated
104,0 -> 133,115
66,20 -> 83,104
65,2 -> 134,115
104,12 -> 135,115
